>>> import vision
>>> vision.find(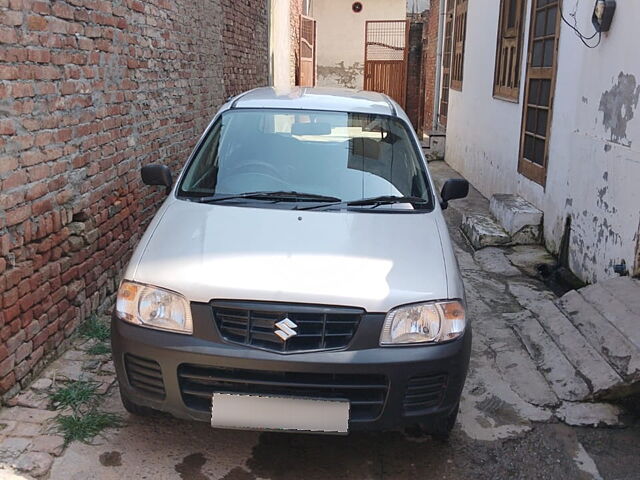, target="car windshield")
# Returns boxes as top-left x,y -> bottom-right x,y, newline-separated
178,108 -> 432,210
